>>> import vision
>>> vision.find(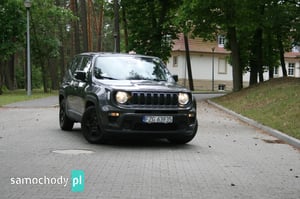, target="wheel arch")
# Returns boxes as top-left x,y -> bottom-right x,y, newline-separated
59,94 -> 65,104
